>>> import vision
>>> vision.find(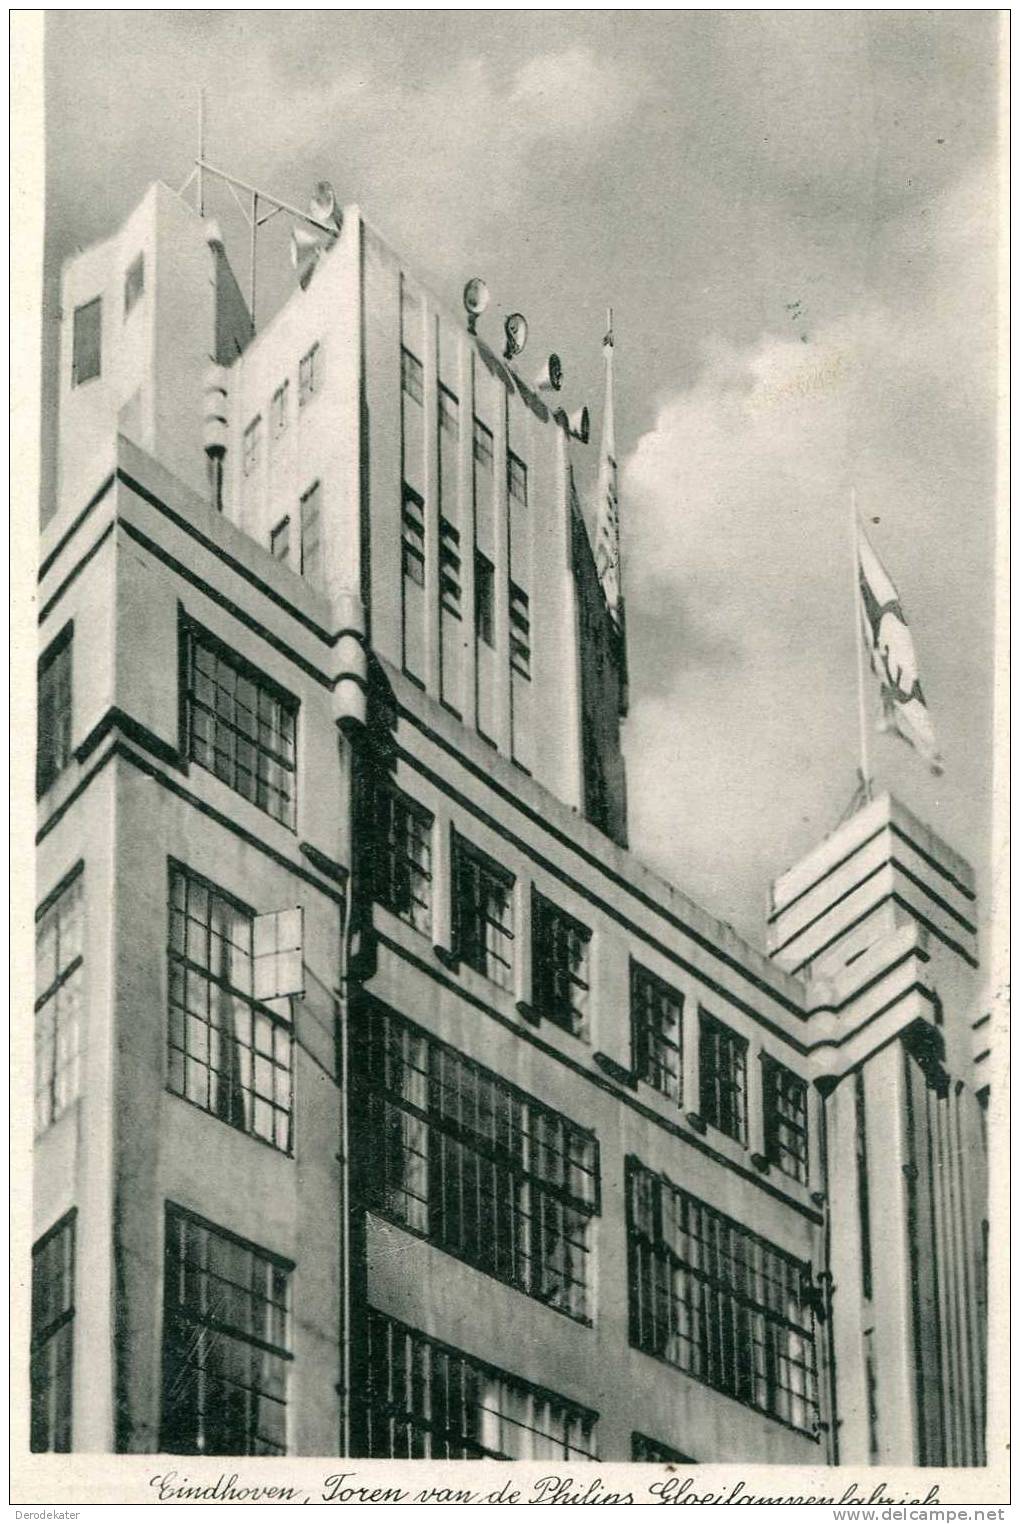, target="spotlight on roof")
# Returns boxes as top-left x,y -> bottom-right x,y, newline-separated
309,180 -> 341,232
534,353 -> 563,393
463,277 -> 490,334
503,312 -> 528,360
